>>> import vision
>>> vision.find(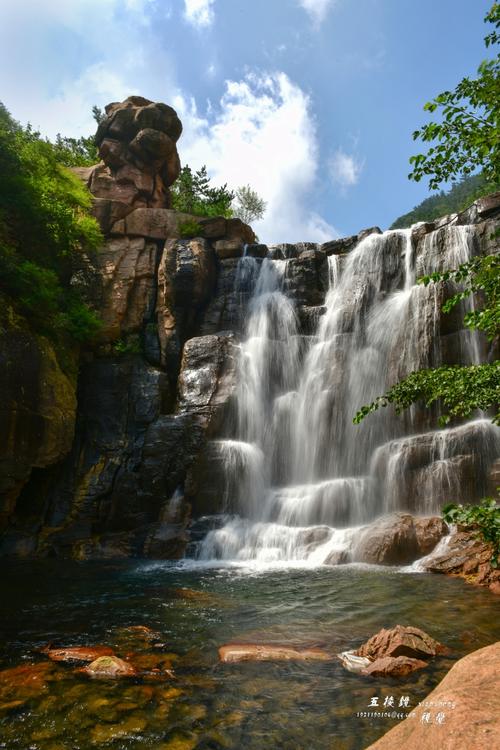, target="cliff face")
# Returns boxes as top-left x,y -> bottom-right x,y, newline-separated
0,97 -> 499,560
